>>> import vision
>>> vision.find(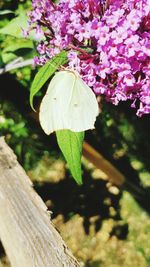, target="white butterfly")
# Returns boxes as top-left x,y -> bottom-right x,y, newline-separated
39,70 -> 99,135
